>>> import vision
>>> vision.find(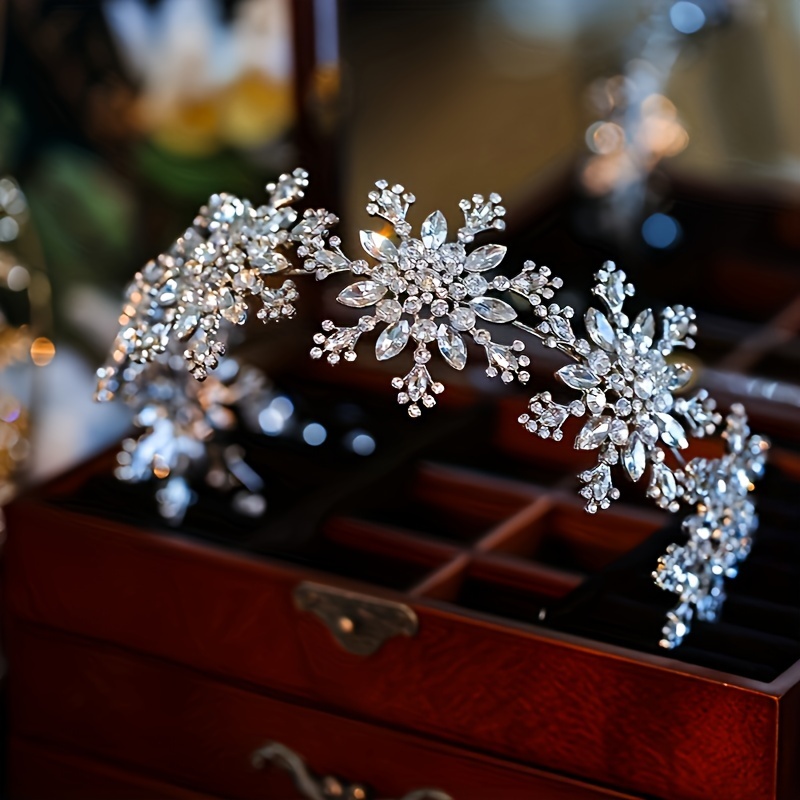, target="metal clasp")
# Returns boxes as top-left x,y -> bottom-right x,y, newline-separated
293,581 -> 418,656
